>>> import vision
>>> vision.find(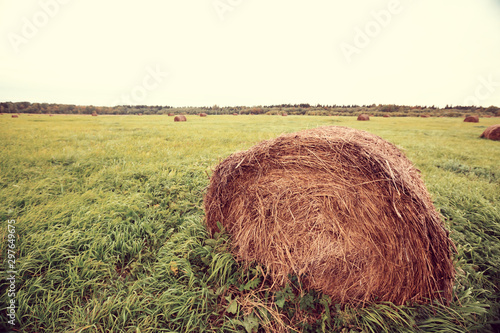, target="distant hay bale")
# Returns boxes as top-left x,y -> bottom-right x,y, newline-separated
204,126 -> 455,306
282,113 -> 288,117
91,112 -> 98,117
199,113 -> 208,117
233,113 -> 238,116
383,114 -> 391,118
420,115 -> 430,118
168,113 -> 175,116
480,124 -> 500,141
12,114 -> 19,118
357,114 -> 369,121
464,115 -> 479,123
484,115 -> 492,118
174,115 -> 186,122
